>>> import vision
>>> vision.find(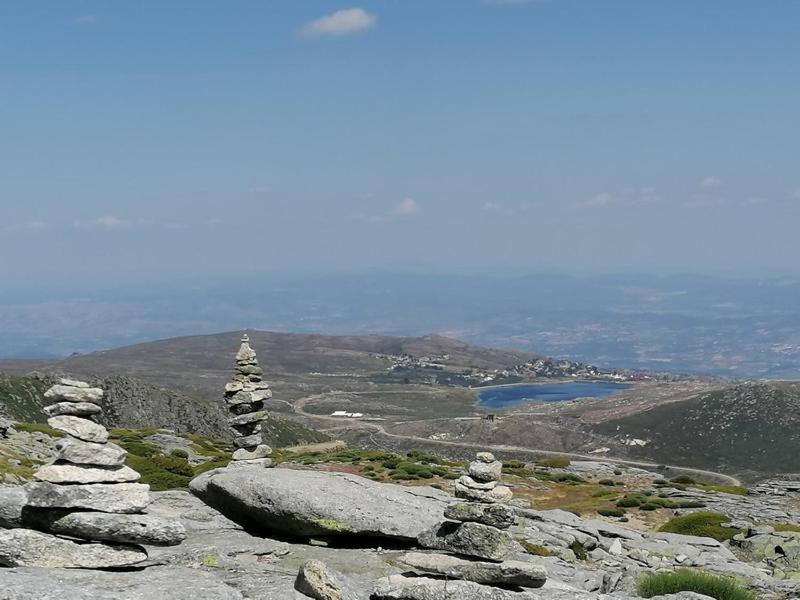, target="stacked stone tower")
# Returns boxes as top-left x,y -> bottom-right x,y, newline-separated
455,451 -> 512,503
0,378 -> 185,568
224,334 -> 273,466
398,451 -> 547,592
